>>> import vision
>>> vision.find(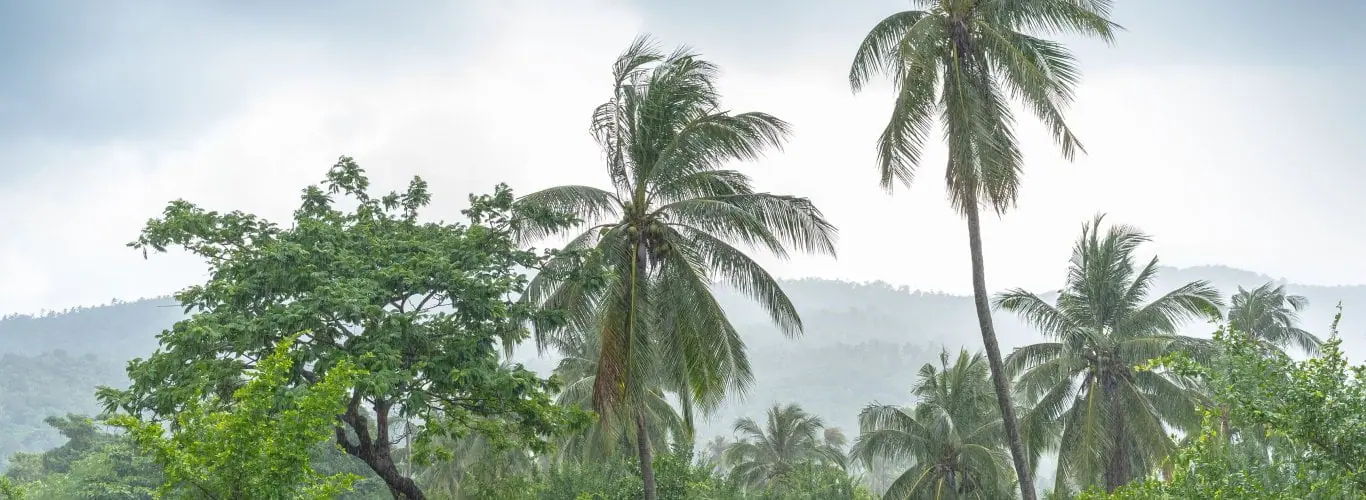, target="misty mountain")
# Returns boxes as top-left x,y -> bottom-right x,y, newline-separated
2,265 -> 1362,473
